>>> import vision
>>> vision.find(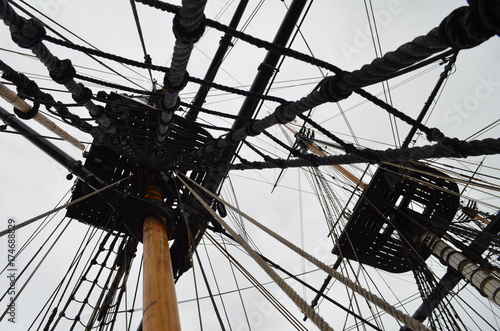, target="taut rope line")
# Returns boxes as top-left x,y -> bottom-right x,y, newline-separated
177,171 -> 431,331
